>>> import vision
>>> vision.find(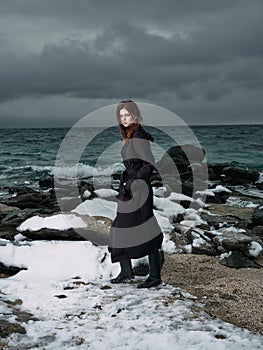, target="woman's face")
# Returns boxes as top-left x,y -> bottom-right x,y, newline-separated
119,108 -> 134,127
